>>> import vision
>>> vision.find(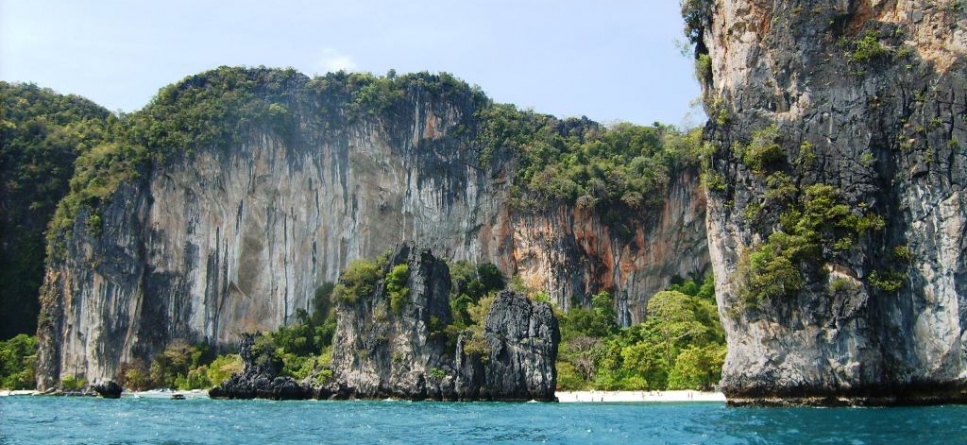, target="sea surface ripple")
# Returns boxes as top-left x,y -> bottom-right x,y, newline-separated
2,396 -> 965,444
